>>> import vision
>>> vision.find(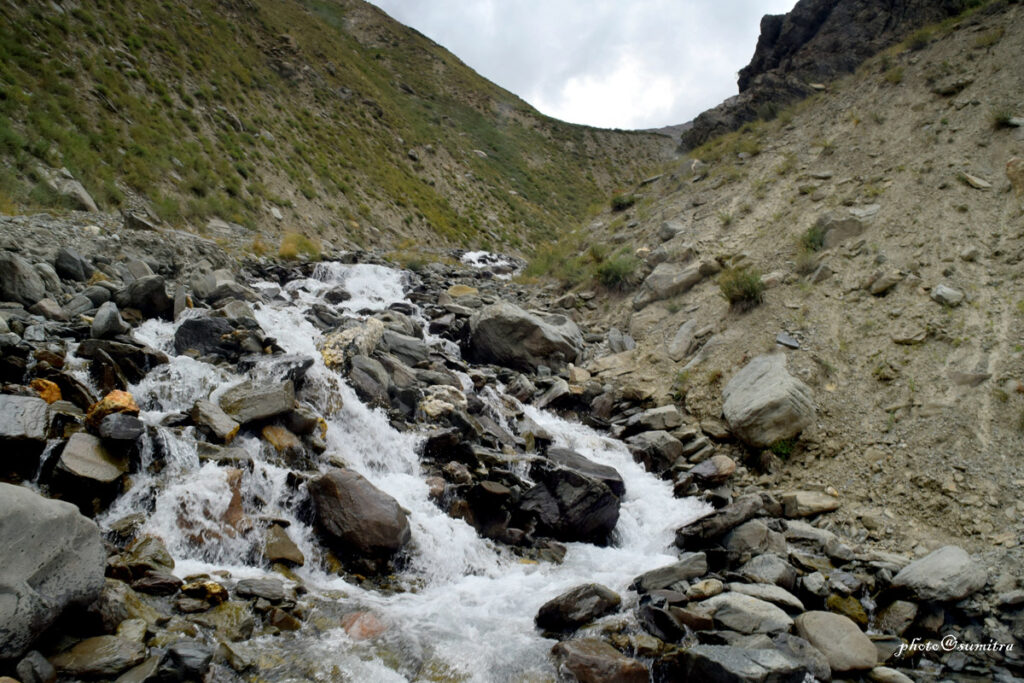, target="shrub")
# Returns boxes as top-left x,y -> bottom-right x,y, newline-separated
718,211 -> 734,227
990,105 -> 1016,130
800,224 -> 826,252
610,193 -> 636,211
906,28 -> 932,51
718,267 -> 765,311
884,66 -> 904,85
769,439 -> 796,457
596,254 -> 639,291
278,231 -> 320,260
